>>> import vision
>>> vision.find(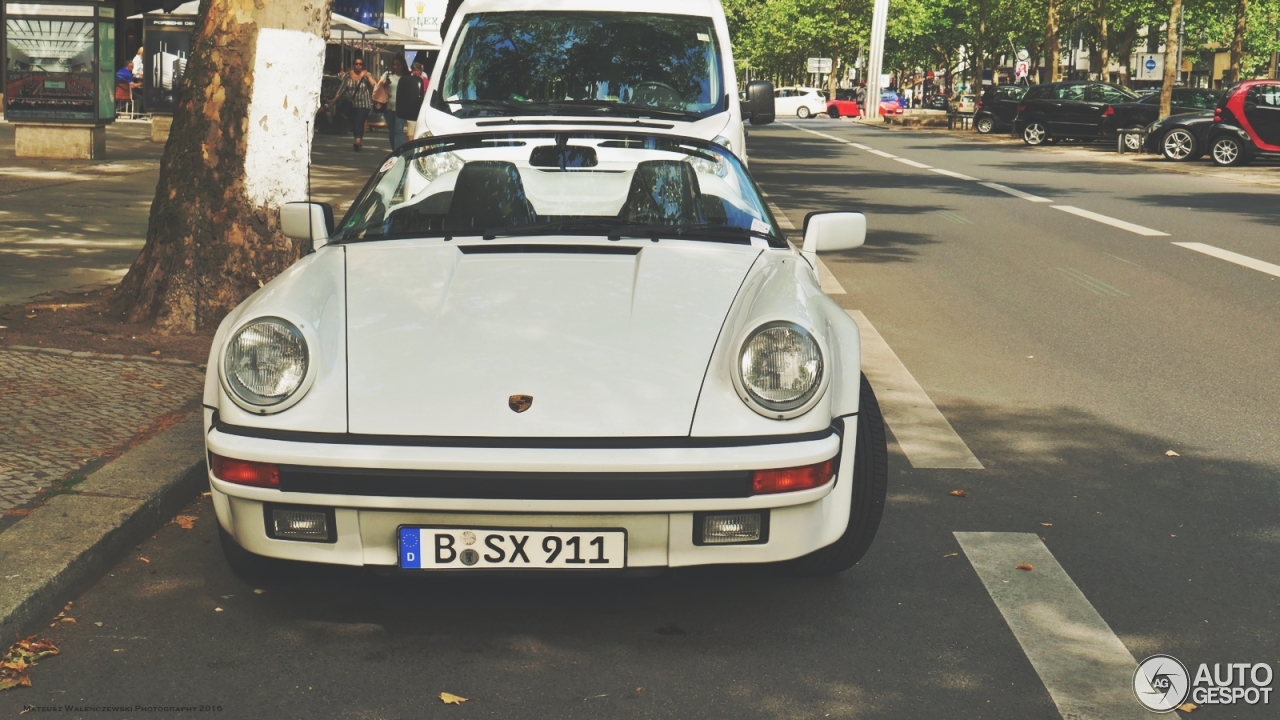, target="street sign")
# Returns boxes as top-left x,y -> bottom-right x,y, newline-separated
1135,53 -> 1163,81
807,57 -> 832,74
1016,48 -> 1030,62
1015,60 -> 1030,78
